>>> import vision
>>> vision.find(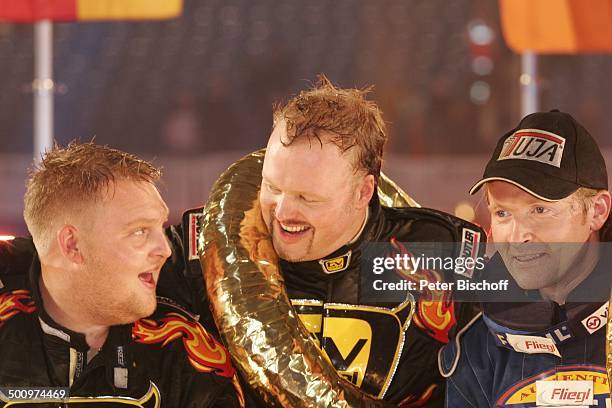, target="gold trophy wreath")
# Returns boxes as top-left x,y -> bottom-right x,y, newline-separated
201,150 -> 416,407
